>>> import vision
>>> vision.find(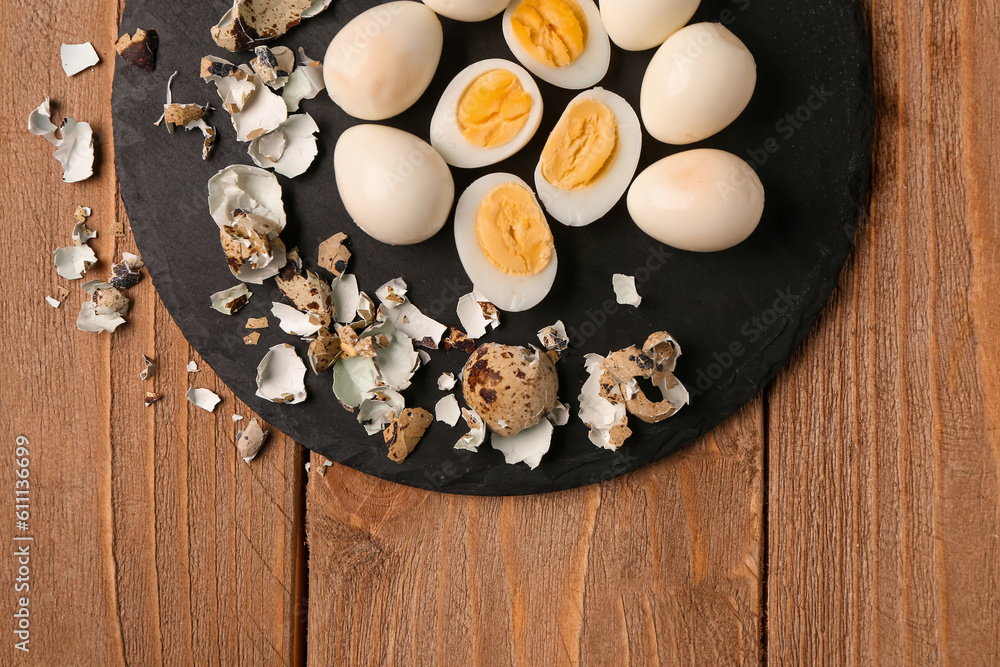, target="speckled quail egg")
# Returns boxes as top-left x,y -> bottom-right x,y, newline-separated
454,173 -> 559,312
502,0 -> 611,89
430,59 -> 544,169
462,342 -> 559,436
533,87 -> 642,227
